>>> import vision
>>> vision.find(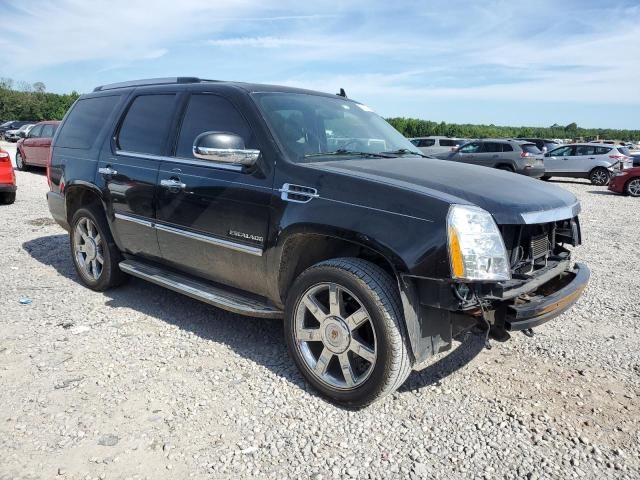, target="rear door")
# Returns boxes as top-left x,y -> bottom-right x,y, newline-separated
155,92 -> 273,295
545,145 -> 574,173
101,92 -> 180,260
476,141 -> 503,167
570,145 -> 598,173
